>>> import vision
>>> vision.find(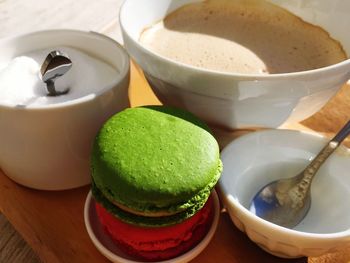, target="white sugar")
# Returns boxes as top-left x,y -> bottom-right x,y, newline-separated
0,46 -> 118,107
